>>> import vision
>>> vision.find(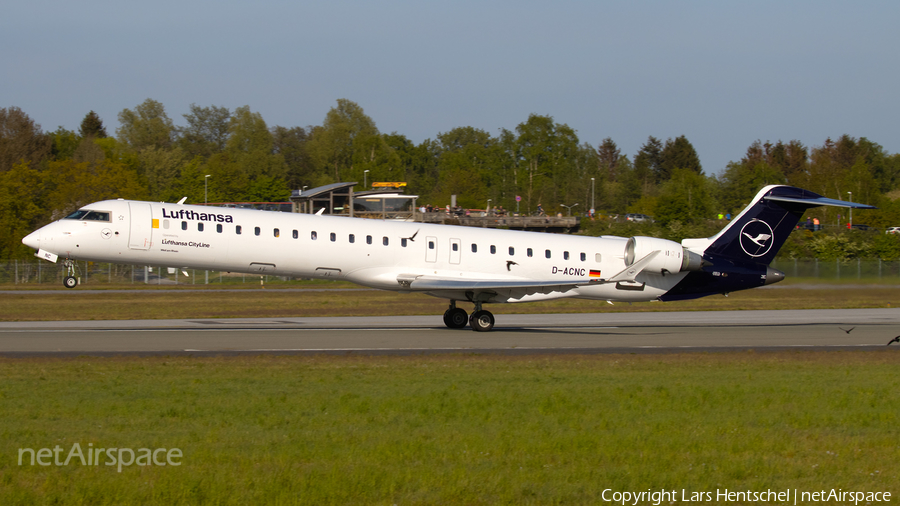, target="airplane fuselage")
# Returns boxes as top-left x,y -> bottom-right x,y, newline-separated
24,199 -> 686,304
26,186 -> 871,331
